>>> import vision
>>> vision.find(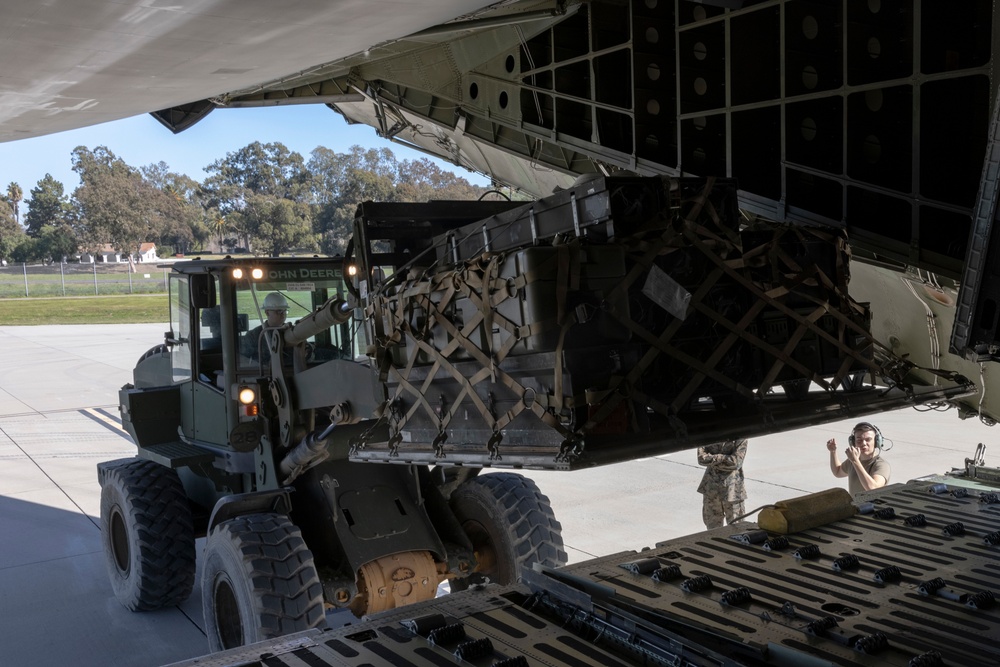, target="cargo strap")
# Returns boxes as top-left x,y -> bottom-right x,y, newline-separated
369,246 -> 582,458
580,179 -> 747,429
686,225 -> 892,389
